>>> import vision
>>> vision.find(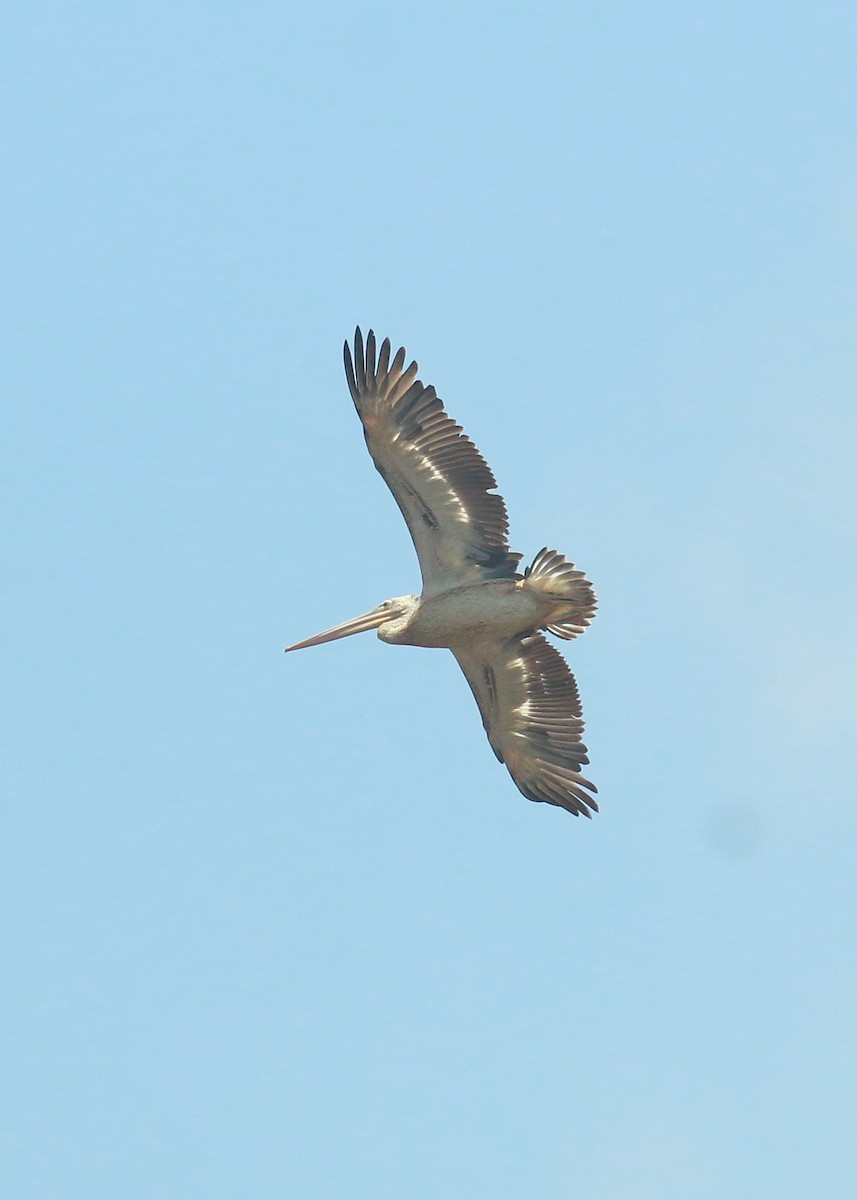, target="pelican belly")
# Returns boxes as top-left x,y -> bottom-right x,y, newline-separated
394,580 -> 547,648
